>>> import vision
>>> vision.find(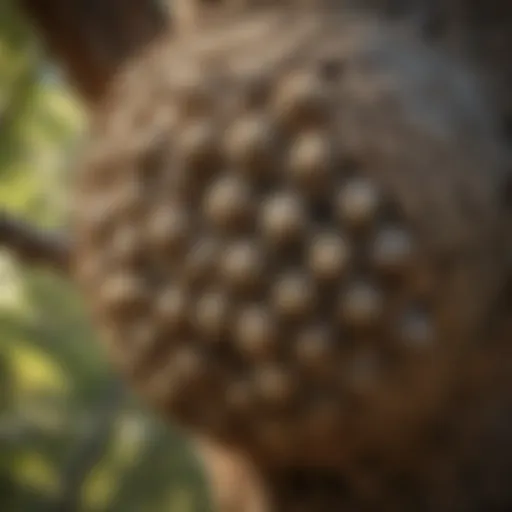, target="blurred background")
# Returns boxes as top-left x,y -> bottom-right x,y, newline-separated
0,1 -> 211,510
